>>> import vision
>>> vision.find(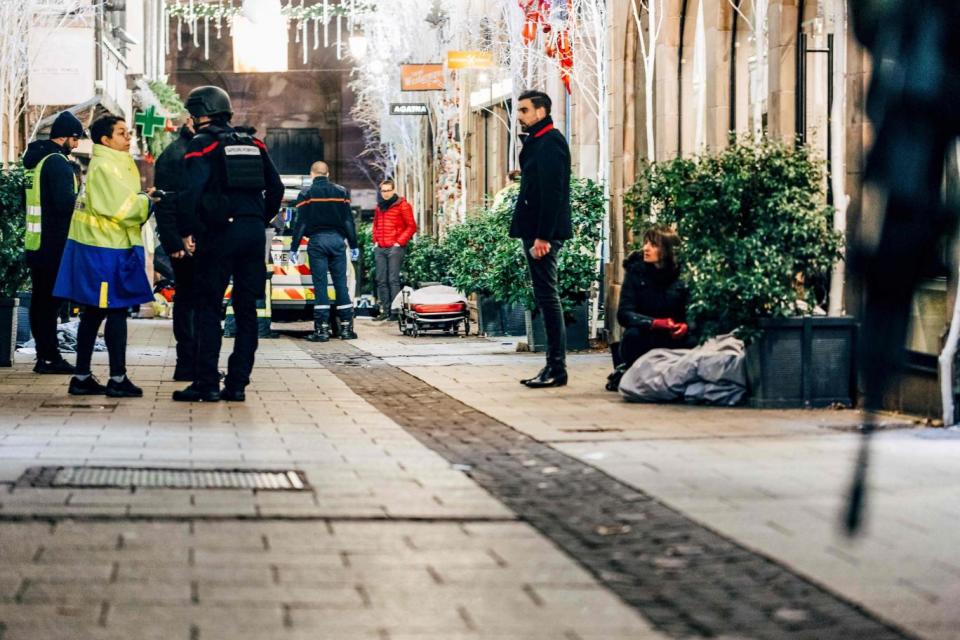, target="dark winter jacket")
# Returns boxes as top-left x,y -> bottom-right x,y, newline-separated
22,139 -> 78,270
617,253 -> 689,330
372,196 -> 417,248
290,176 -> 357,250
153,125 -> 193,254
509,116 -> 572,241
178,123 -> 284,237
